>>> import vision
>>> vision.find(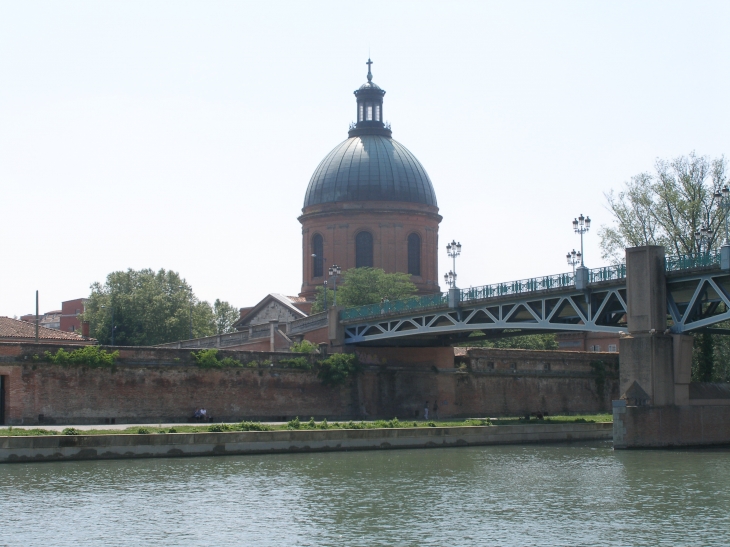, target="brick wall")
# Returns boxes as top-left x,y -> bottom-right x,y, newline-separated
0,343 -> 618,425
